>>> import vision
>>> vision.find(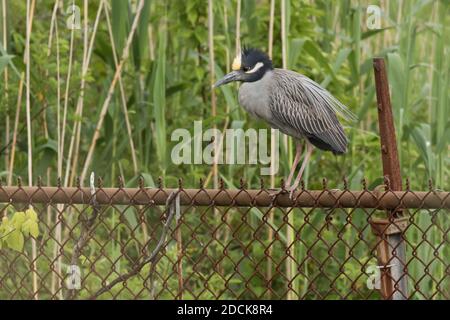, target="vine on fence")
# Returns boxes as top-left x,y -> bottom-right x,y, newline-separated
0,207 -> 39,251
